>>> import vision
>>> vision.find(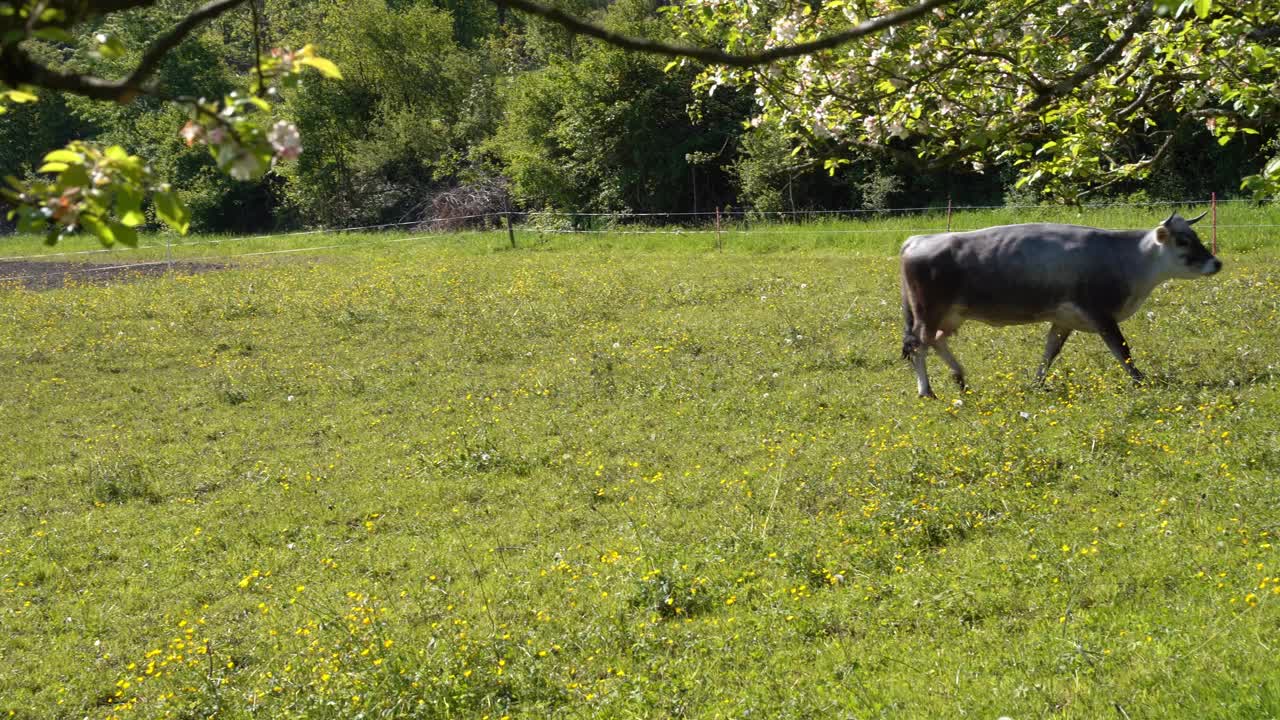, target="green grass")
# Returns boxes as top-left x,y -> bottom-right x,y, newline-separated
2,205 -> 1279,719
